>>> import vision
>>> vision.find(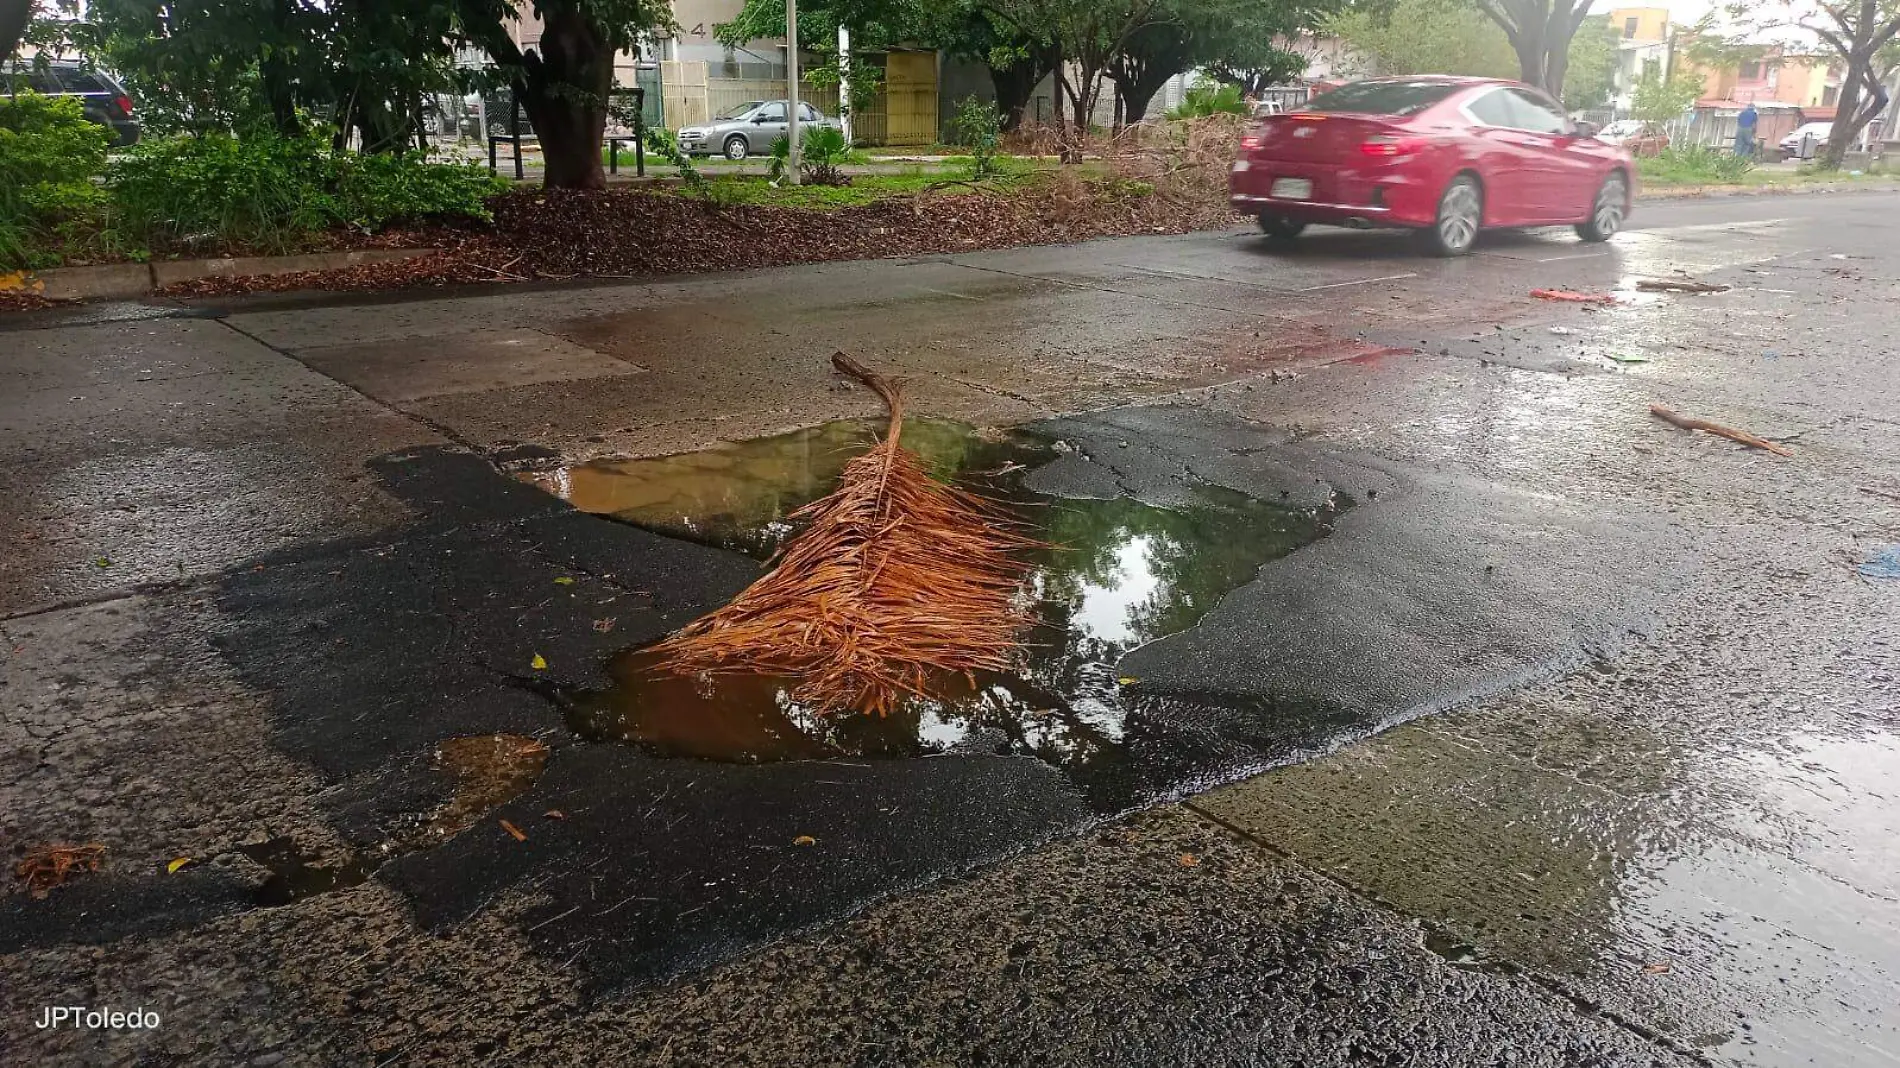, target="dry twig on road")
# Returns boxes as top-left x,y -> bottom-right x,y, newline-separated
1650,405 -> 1795,456
1636,279 -> 1732,294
